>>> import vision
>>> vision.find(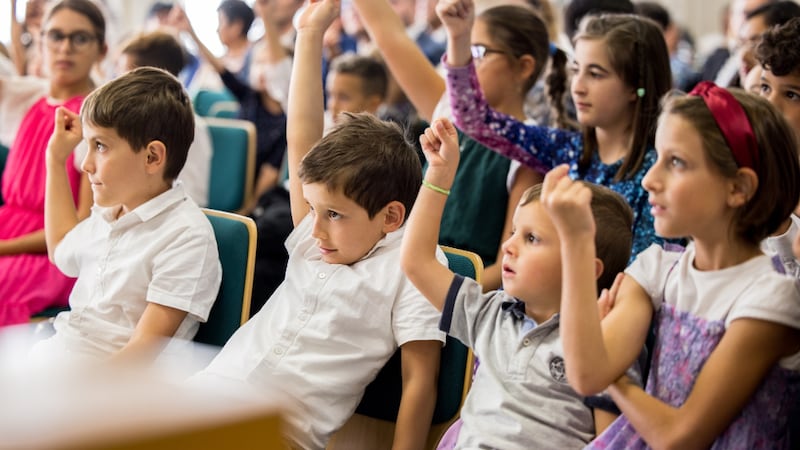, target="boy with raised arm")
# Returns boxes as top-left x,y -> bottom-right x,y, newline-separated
401,118 -> 637,448
193,1 -> 444,448
41,67 -> 221,363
